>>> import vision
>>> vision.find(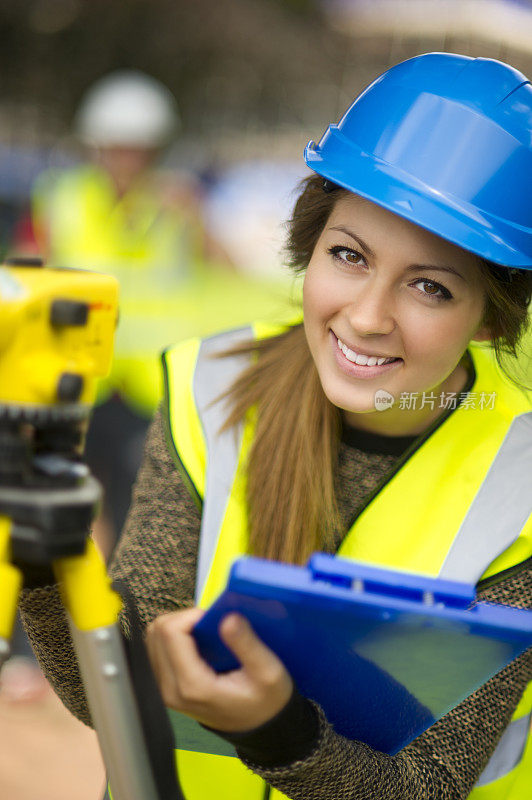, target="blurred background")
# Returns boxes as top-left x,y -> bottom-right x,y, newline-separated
0,1 -> 531,798
4,0 -> 532,272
